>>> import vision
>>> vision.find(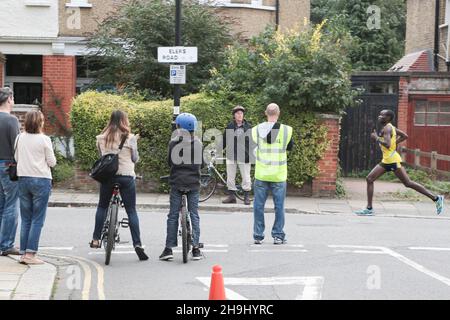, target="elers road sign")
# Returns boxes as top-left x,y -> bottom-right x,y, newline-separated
158,47 -> 198,63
